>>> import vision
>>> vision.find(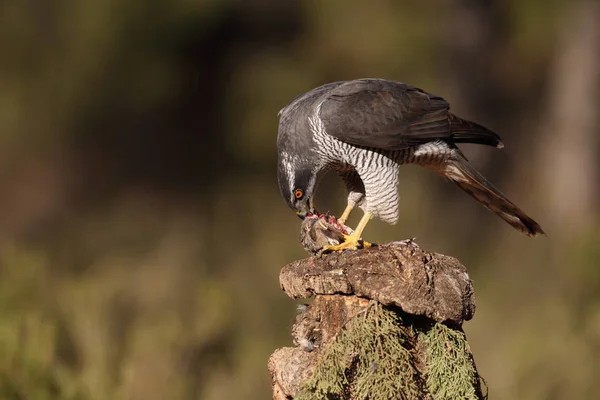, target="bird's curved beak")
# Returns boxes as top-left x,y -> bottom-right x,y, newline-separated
295,197 -> 314,220
296,209 -> 307,219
